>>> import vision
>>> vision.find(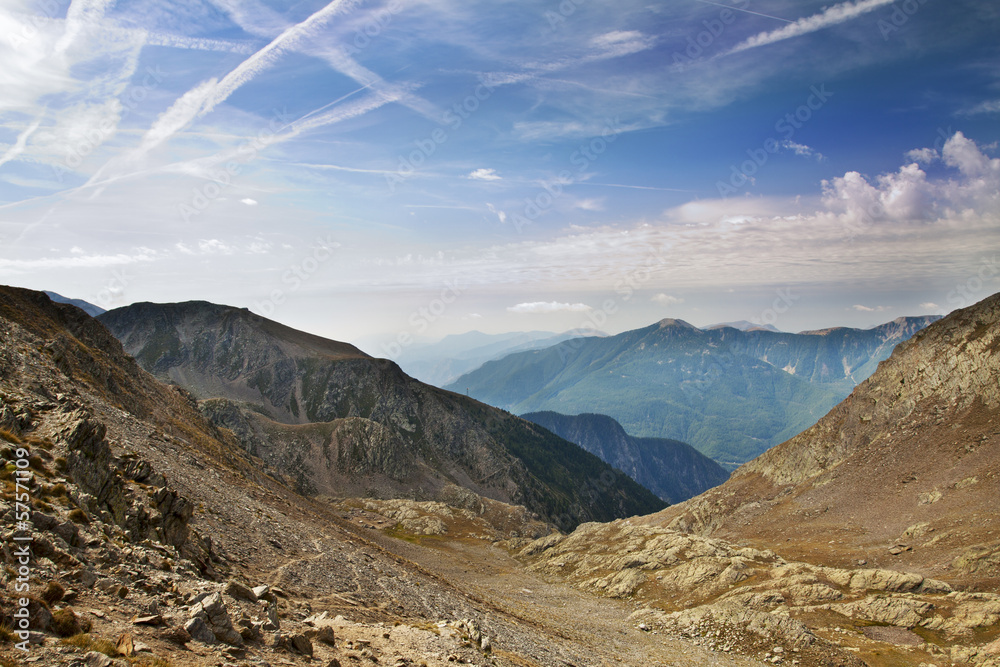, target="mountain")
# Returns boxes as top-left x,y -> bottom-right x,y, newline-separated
652,292 -> 1000,585
44,290 -> 106,317
384,329 -> 603,387
706,320 -> 780,332
448,315 -> 940,466
0,285 -> 696,666
98,301 -> 665,529
521,411 -> 729,503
